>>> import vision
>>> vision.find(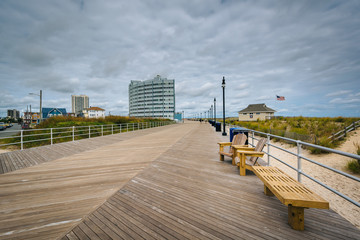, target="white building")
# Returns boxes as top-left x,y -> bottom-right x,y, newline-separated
129,75 -> 175,119
82,107 -> 105,118
71,95 -> 89,116
238,104 -> 276,121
